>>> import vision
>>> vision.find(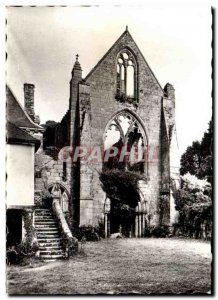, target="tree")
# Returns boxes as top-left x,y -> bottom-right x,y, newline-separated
180,141 -> 201,177
42,120 -> 58,149
180,120 -> 213,183
99,169 -> 145,236
99,169 -> 144,208
174,173 -> 212,239
200,120 -> 213,182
